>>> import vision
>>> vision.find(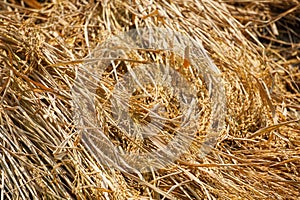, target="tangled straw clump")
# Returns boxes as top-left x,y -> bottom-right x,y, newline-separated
0,0 -> 299,199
